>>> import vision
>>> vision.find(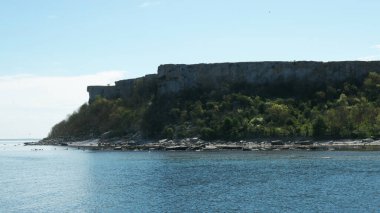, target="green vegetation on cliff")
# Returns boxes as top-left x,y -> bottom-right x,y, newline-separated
48,72 -> 380,141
